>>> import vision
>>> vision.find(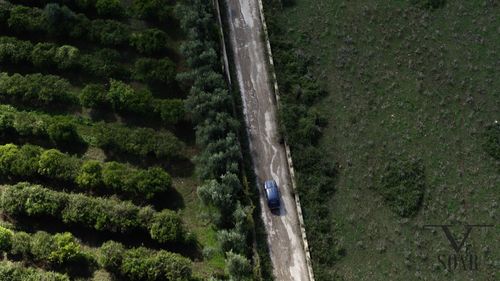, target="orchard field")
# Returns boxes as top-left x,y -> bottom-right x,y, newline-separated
264,0 -> 499,280
0,0 -> 258,280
